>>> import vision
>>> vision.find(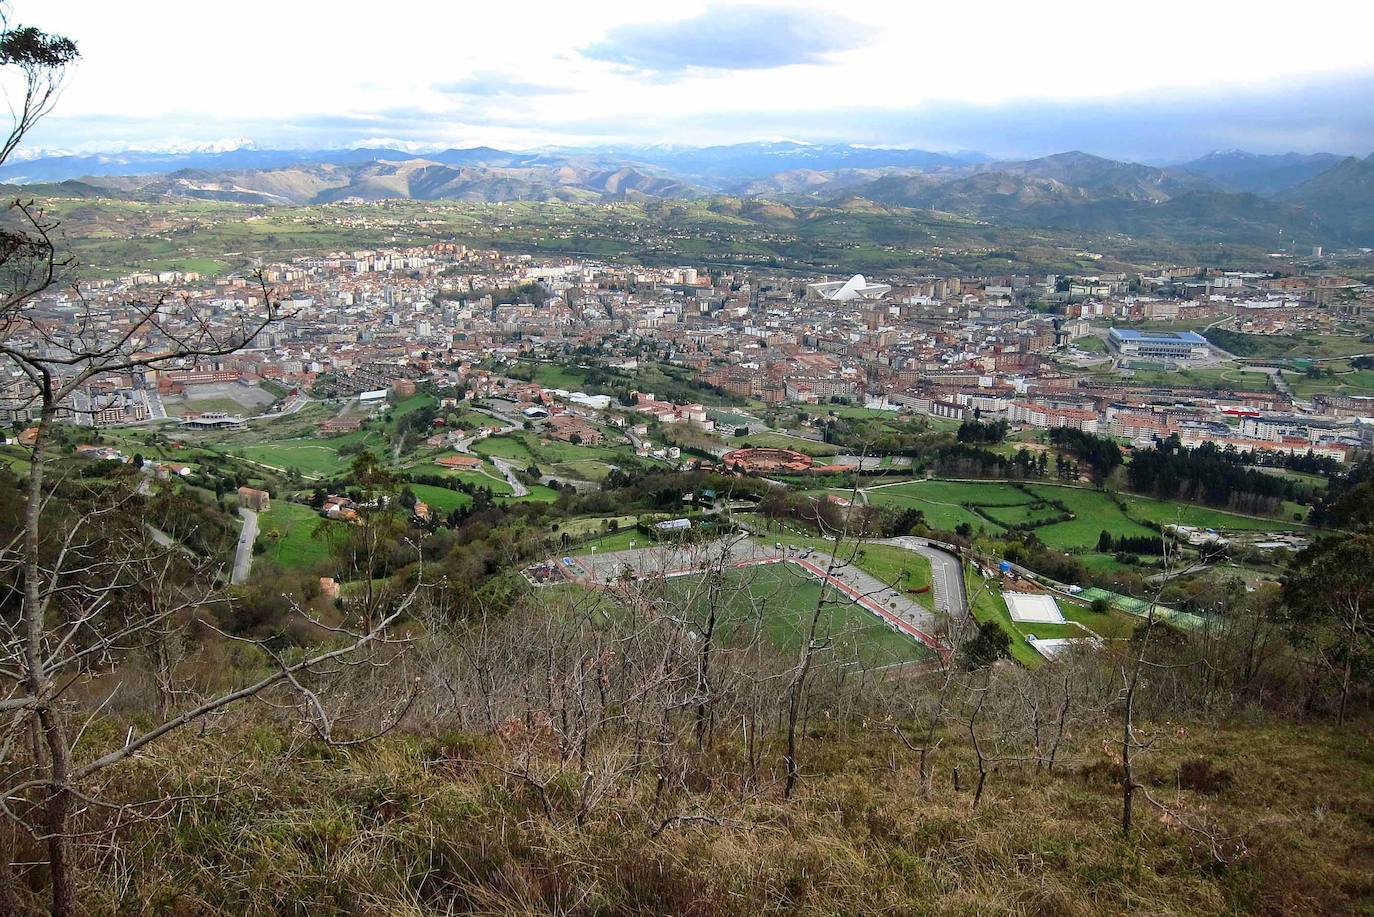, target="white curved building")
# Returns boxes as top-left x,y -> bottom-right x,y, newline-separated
806,274 -> 892,302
